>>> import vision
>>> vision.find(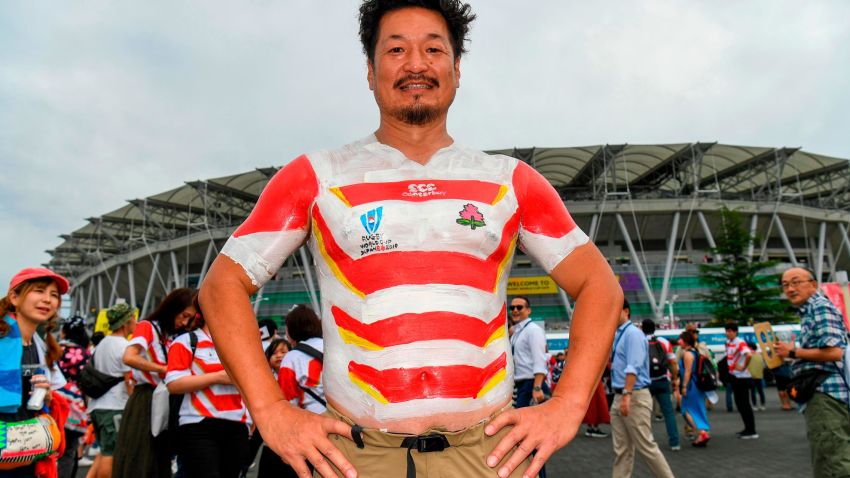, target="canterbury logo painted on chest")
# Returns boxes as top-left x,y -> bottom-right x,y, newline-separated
329,179 -> 509,207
